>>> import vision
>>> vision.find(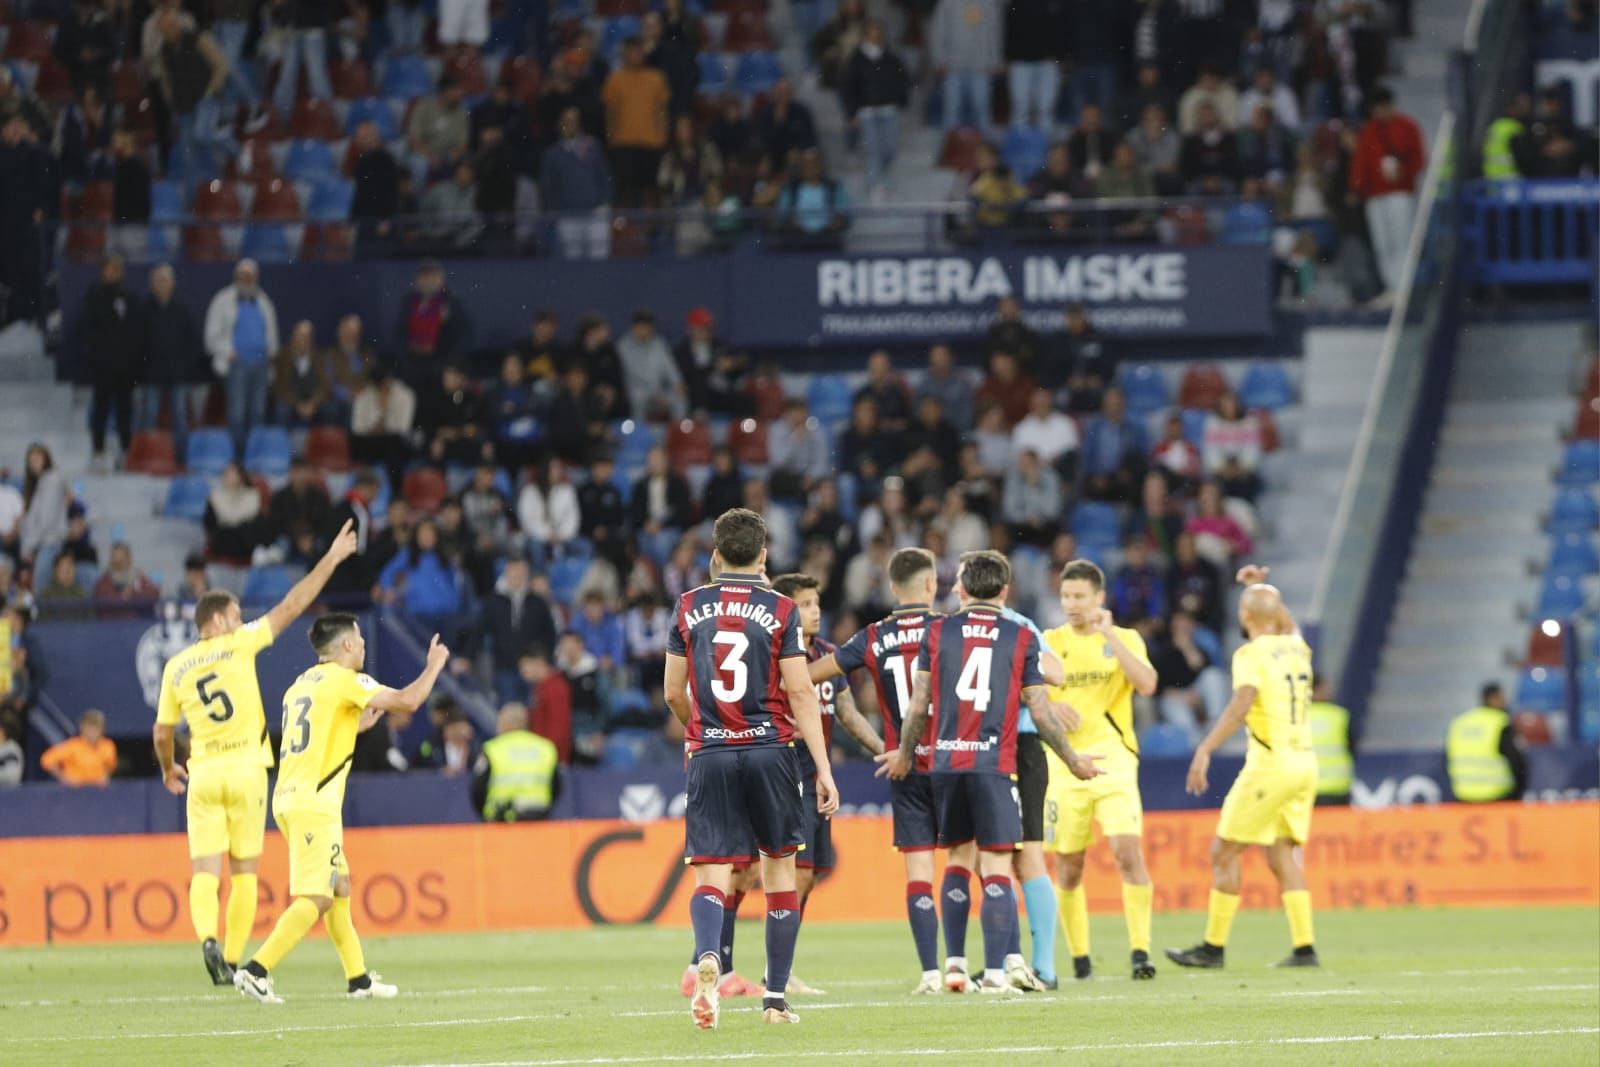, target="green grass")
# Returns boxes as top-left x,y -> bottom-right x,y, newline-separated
3,907 -> 1597,1066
